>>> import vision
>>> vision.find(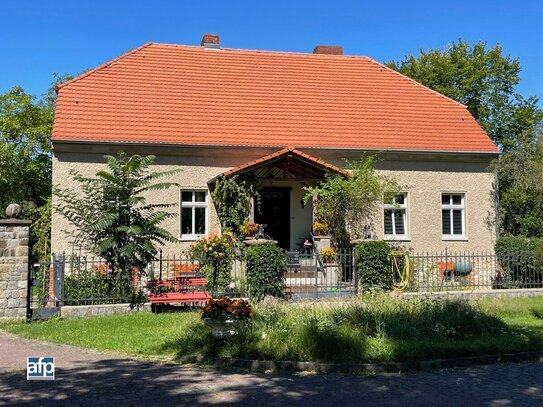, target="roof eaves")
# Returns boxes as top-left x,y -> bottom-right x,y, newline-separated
51,138 -> 500,155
